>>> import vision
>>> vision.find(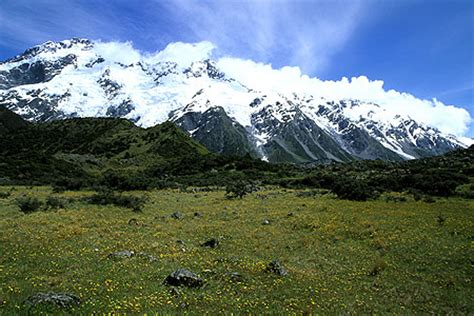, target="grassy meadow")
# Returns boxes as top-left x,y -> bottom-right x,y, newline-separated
0,186 -> 473,314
